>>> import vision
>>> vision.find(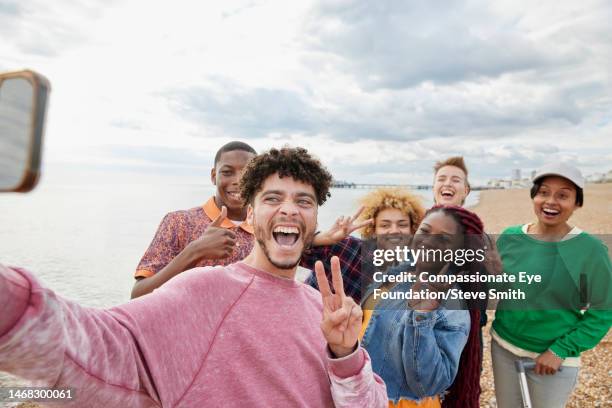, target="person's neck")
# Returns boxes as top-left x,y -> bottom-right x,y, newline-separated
214,196 -> 247,221
242,249 -> 297,280
528,222 -> 571,242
